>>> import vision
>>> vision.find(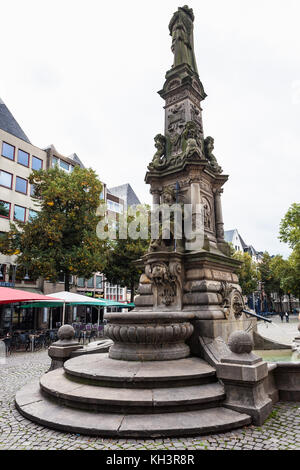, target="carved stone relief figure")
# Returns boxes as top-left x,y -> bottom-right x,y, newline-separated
167,103 -> 186,135
204,136 -> 223,174
202,197 -> 212,231
182,121 -> 203,160
149,187 -> 184,253
190,104 -> 203,131
145,259 -> 184,308
148,134 -> 168,170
